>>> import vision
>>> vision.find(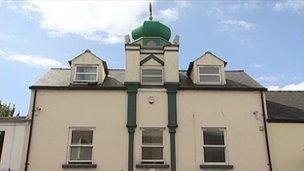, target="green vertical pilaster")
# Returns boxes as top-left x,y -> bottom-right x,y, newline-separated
125,82 -> 139,171
165,83 -> 179,171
